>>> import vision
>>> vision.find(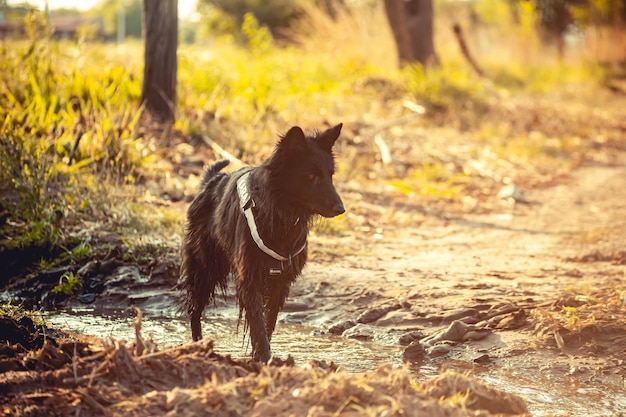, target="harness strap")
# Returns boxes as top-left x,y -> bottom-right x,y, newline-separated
236,172 -> 307,263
